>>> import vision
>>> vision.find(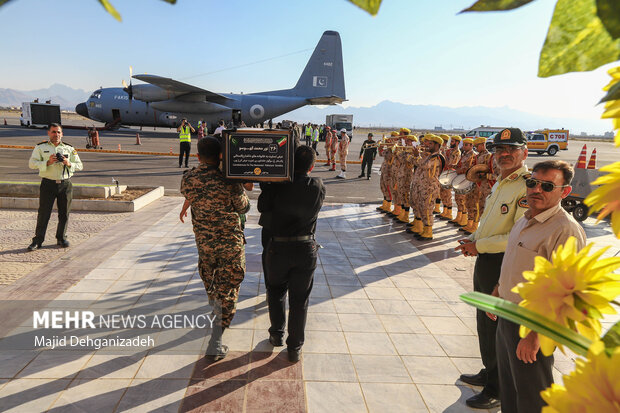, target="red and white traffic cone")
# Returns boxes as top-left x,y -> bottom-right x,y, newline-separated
575,144 -> 587,169
587,149 -> 597,169
135,133 -> 141,145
